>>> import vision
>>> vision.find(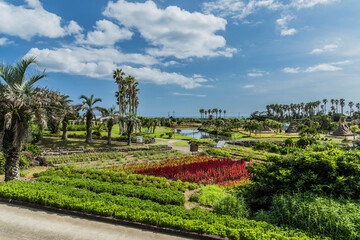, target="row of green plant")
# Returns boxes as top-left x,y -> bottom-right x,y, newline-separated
35,166 -> 199,192
36,175 -> 185,205
45,152 -> 125,164
204,147 -> 271,161
0,180 -> 327,240
130,149 -> 191,161
254,192 -> 360,240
